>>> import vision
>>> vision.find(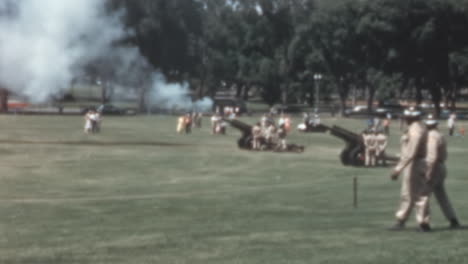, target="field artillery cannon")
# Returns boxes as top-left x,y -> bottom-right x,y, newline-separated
223,118 -> 305,153
325,125 -> 398,167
